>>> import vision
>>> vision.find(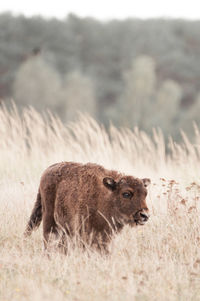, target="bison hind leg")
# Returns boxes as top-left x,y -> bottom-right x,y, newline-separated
43,211 -> 71,253
42,213 -> 59,250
